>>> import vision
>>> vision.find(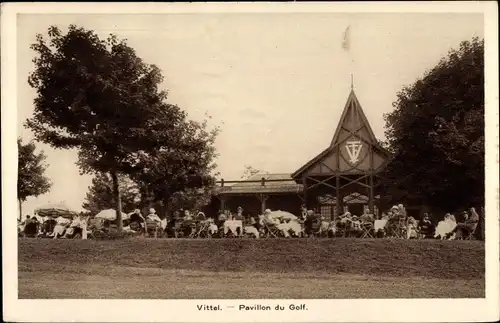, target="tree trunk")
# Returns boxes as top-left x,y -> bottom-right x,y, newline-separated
163,196 -> 170,219
18,199 -> 23,221
111,171 -> 123,232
